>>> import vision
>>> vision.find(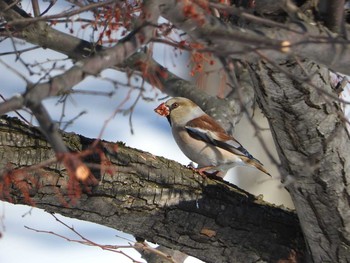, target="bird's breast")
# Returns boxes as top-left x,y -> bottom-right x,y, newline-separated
172,128 -> 240,167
